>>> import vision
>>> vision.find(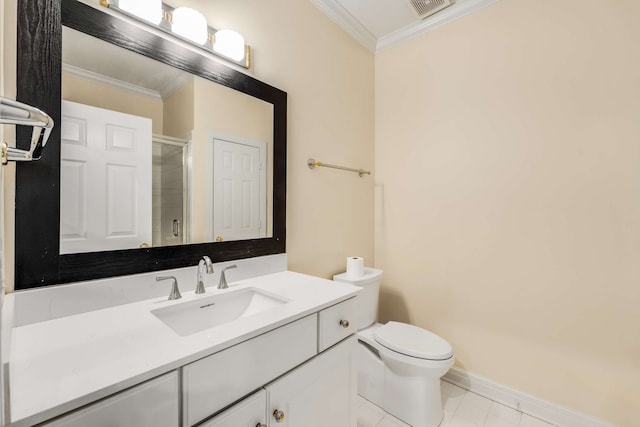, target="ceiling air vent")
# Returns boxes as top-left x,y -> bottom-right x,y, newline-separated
409,0 -> 456,19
